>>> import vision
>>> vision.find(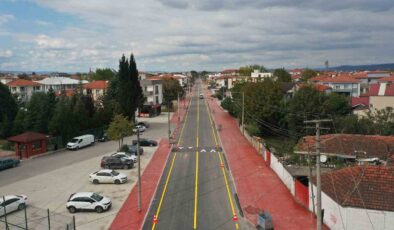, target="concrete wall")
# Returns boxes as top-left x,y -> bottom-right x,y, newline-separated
270,153 -> 295,195
370,96 -> 394,111
309,183 -> 394,230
